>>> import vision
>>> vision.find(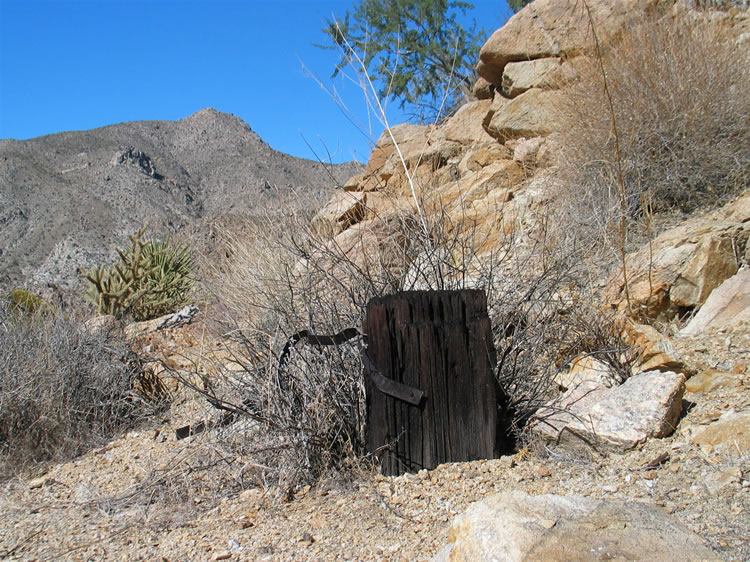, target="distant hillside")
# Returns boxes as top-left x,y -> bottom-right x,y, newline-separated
0,108 -> 361,290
